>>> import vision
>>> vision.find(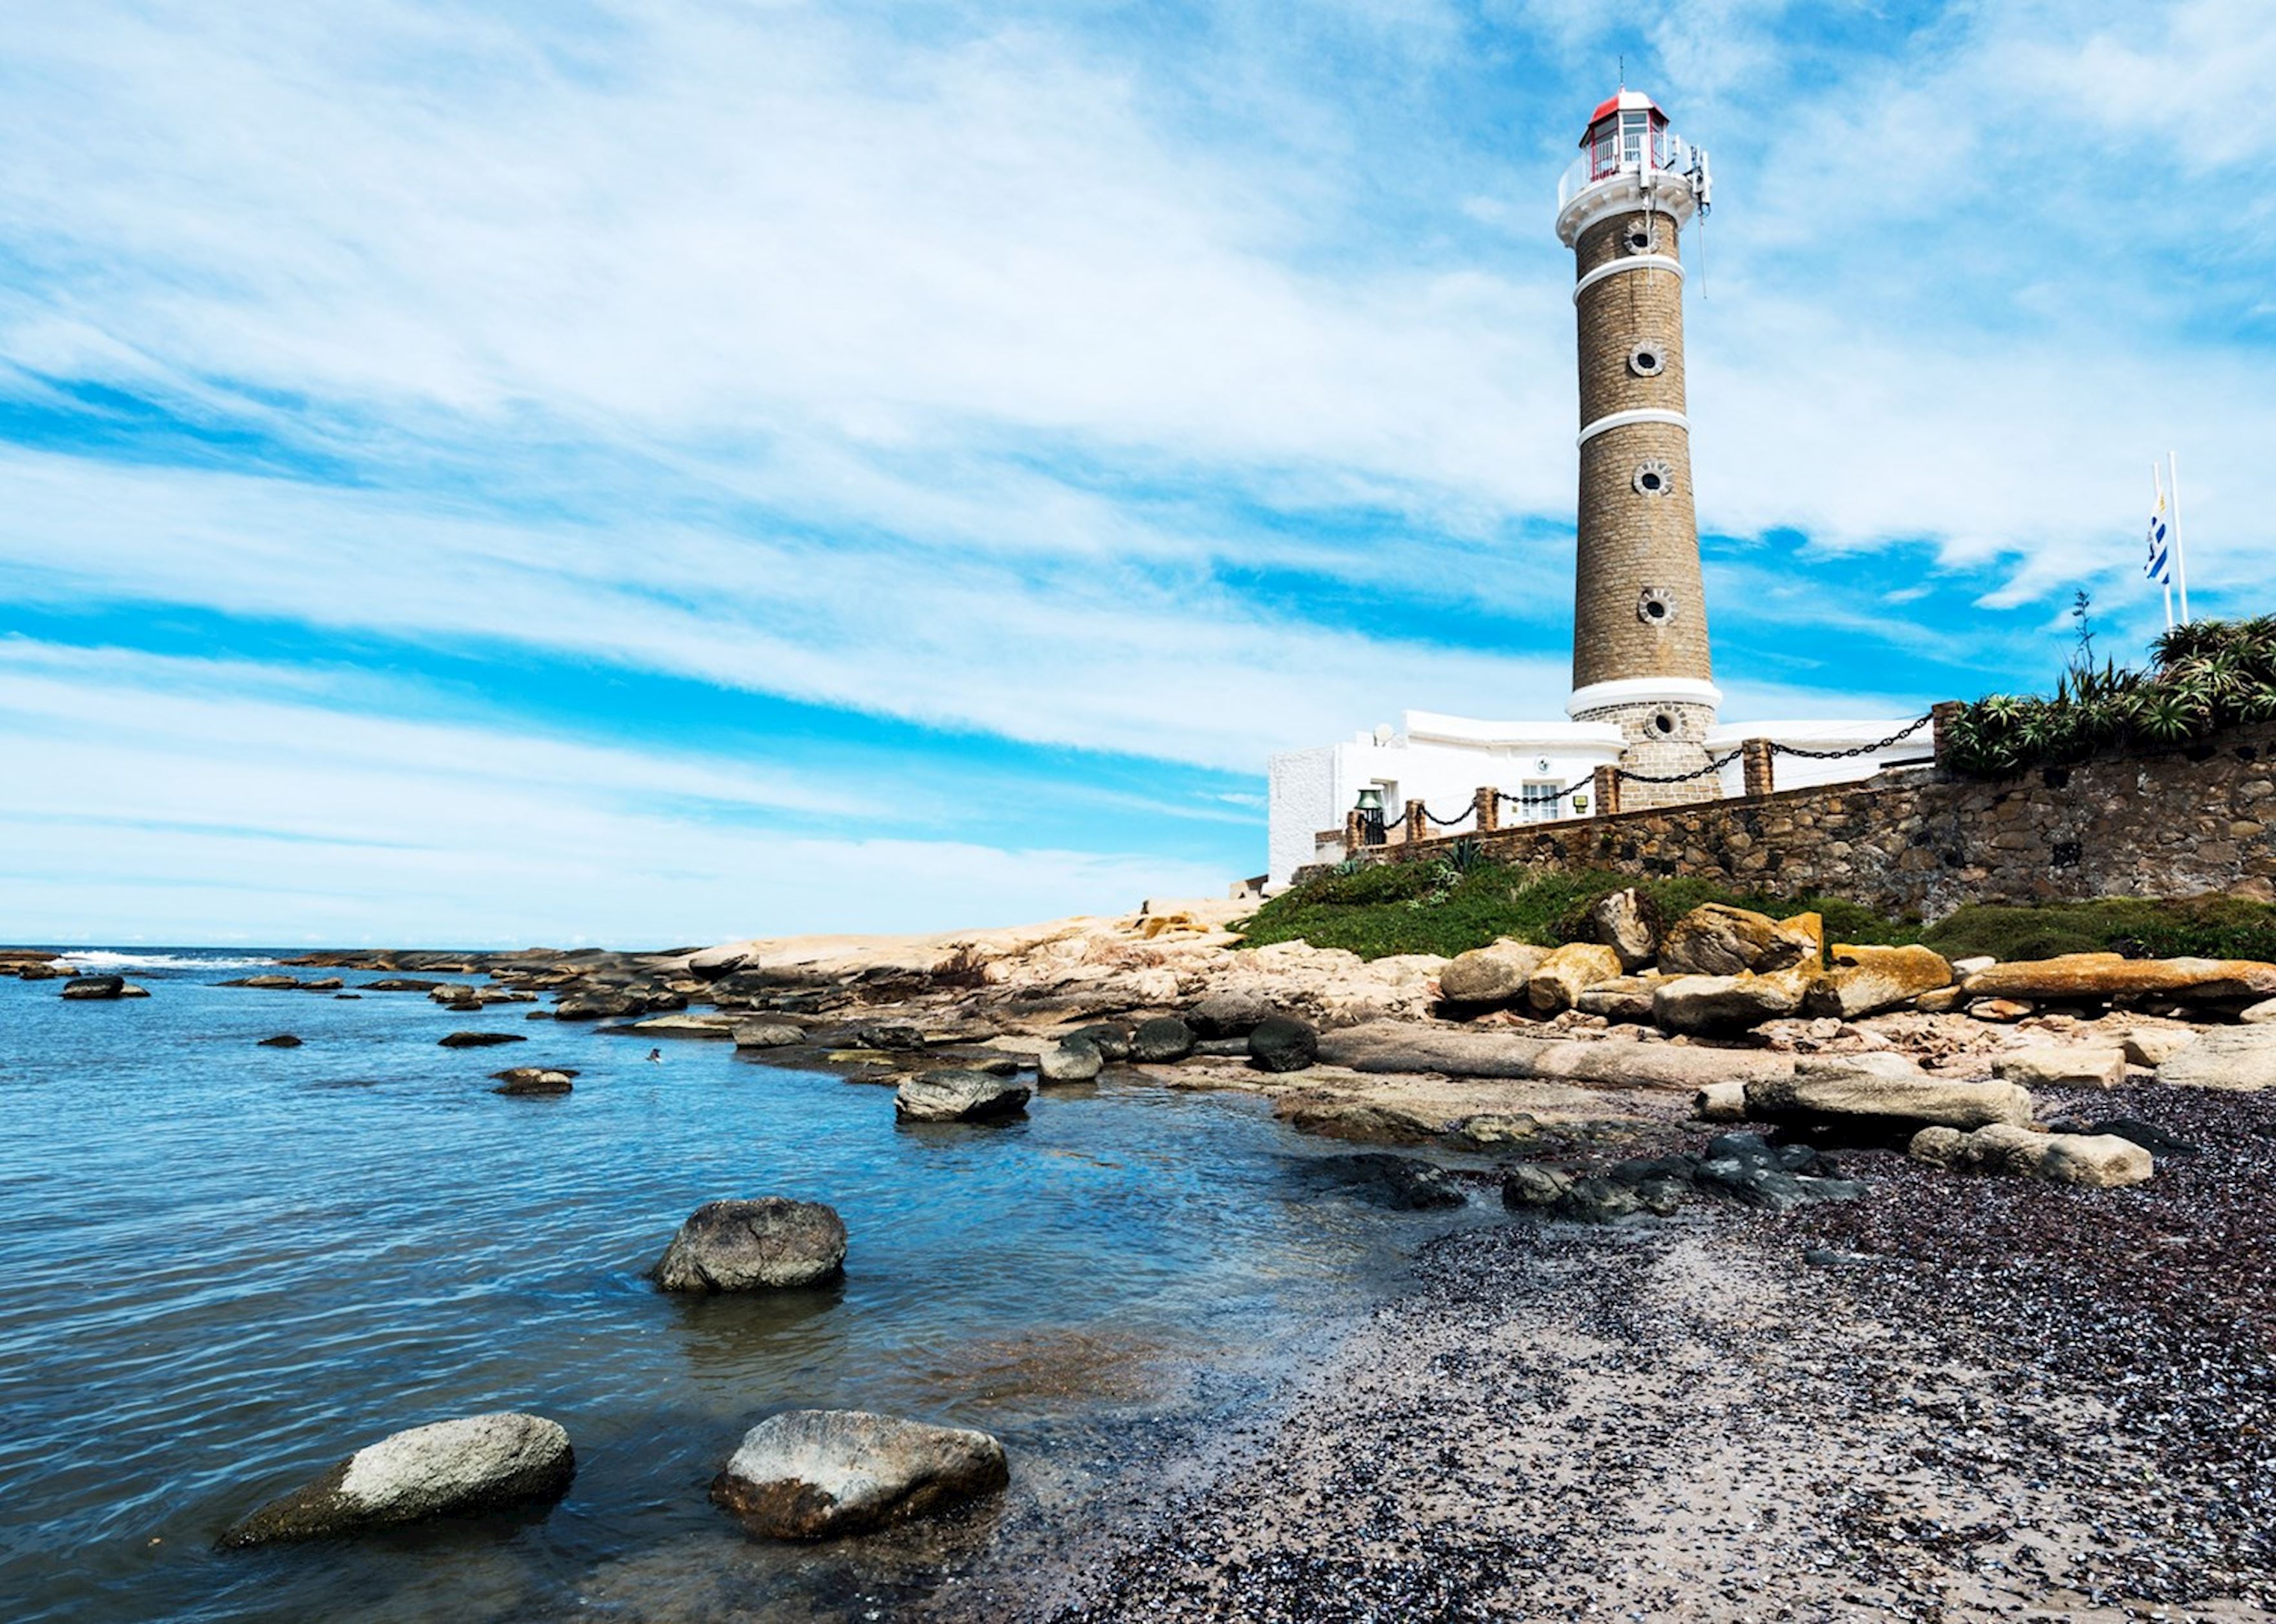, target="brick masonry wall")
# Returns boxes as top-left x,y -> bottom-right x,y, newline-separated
1572,208 -> 1713,696
1327,726 -> 2276,921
